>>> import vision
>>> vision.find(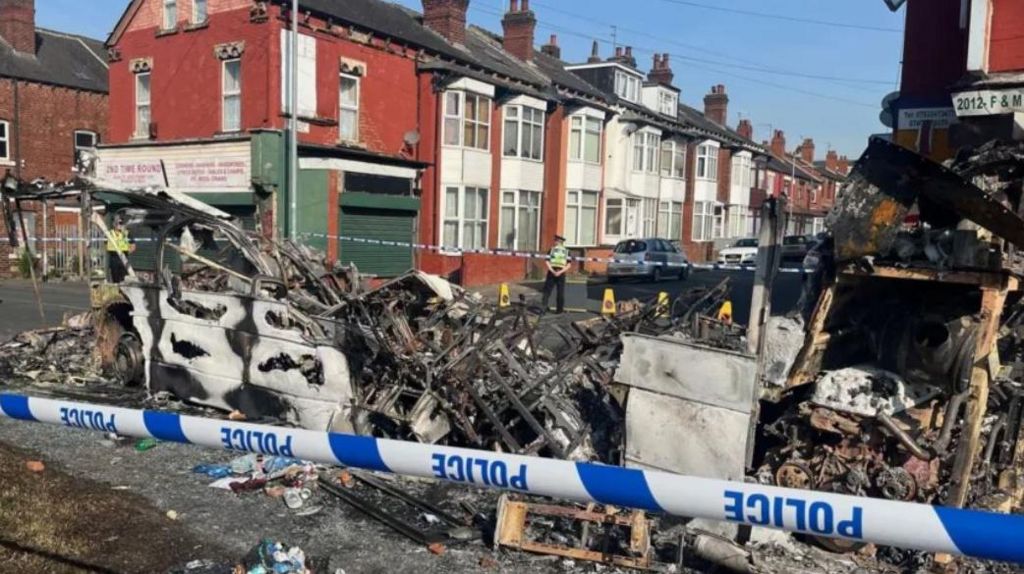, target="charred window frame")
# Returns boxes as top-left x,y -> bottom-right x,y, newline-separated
0,120 -> 9,161
74,130 -> 98,165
